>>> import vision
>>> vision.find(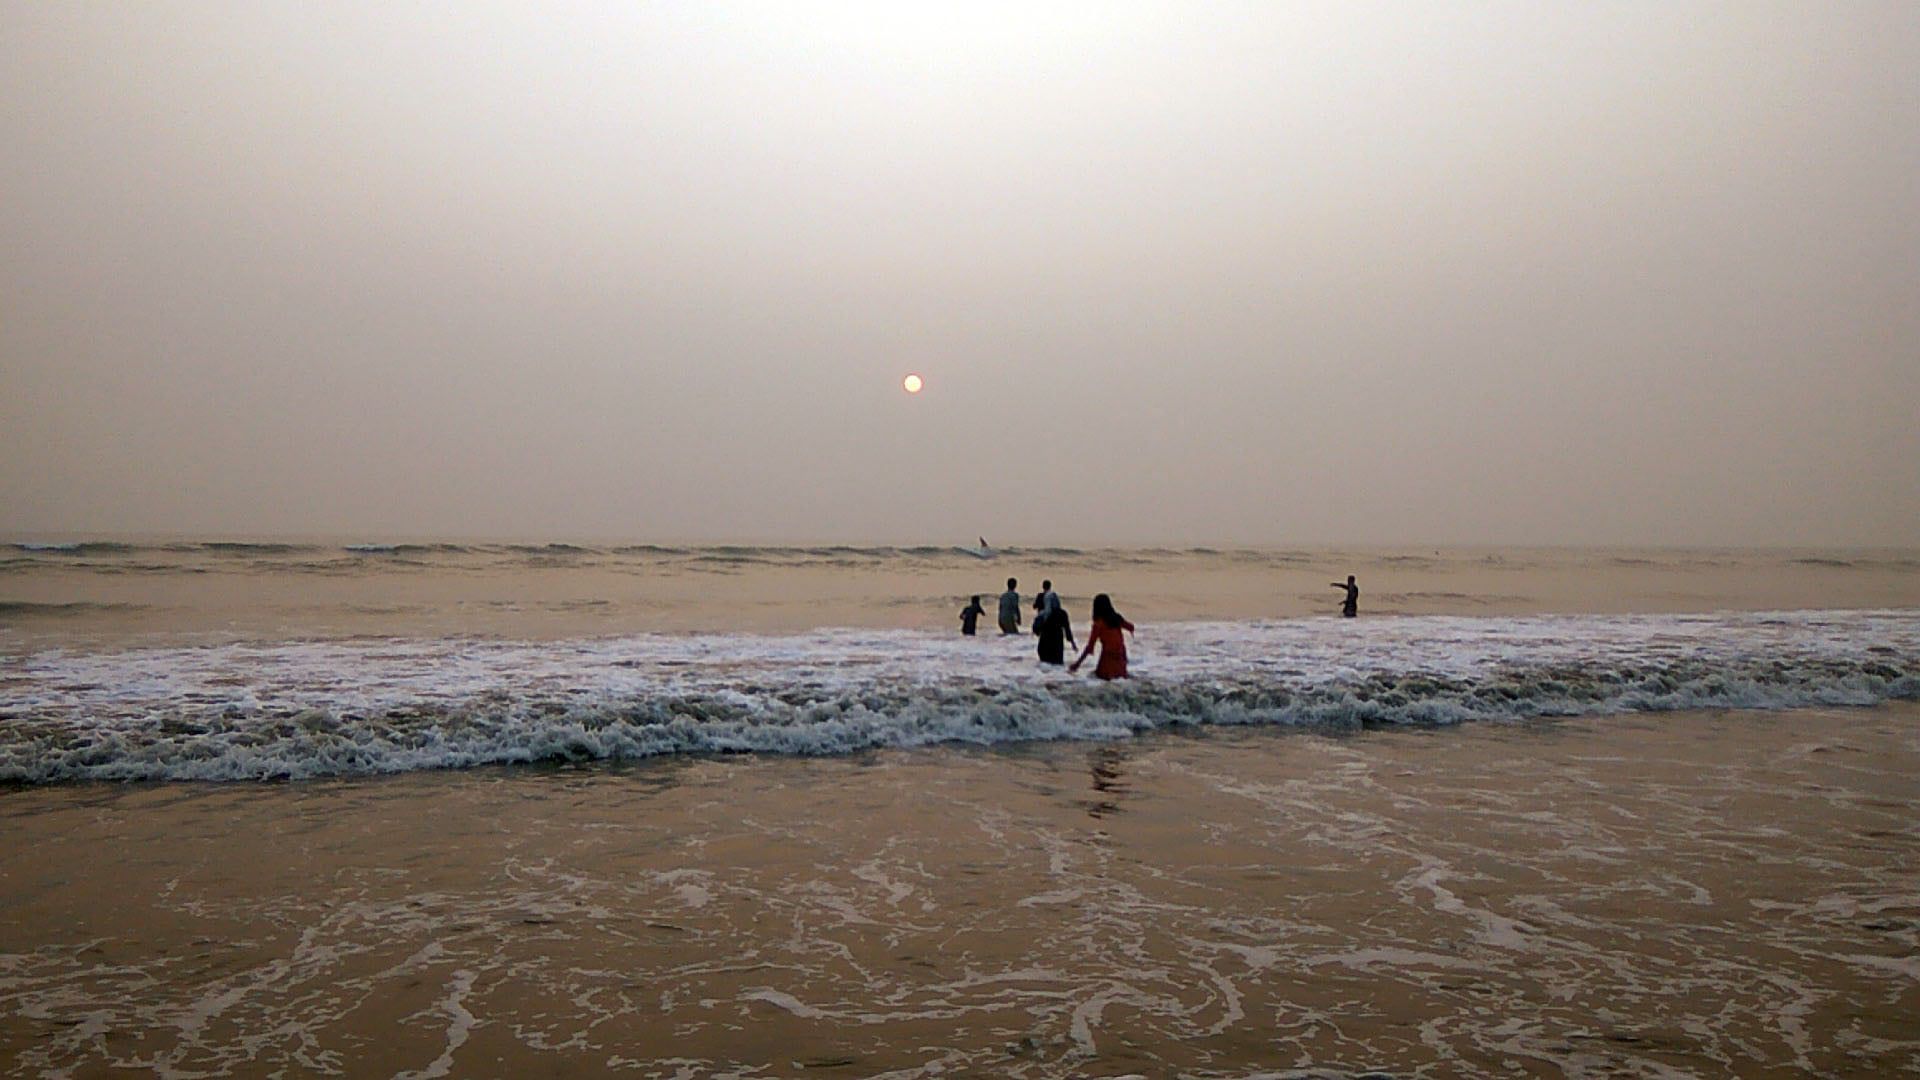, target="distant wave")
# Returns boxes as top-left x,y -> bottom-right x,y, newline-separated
1385,591 -> 1532,606
0,601 -> 147,618
9,542 -> 140,555
1783,555 -> 1920,571
1376,554 -> 1439,566
2,610 -> 1913,784
6,543 -> 1916,579
687,553 -> 763,565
